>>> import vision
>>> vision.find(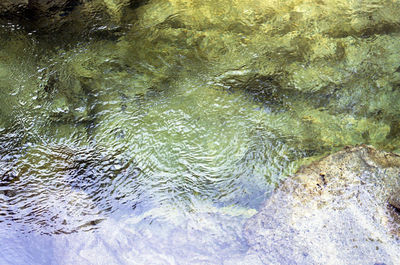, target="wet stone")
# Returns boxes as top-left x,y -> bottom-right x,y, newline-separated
244,145 -> 400,264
